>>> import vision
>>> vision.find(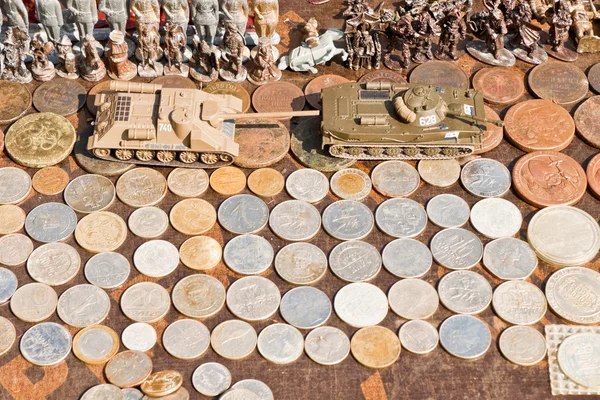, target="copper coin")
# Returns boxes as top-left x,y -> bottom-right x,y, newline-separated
409,61 -> 469,89
210,166 -> 246,195
32,79 -> 86,116
32,167 -> 70,195
86,80 -> 113,116
474,106 -> 503,155
586,153 -> 600,198
247,168 -> 285,197
305,74 -> 350,110
234,119 -> 290,168
203,82 -> 251,113
574,96 -> 600,148
513,151 -> 587,207
105,350 -> 153,388
151,75 -> 197,89
358,70 -> 407,84
472,67 -> 525,105
0,129 -> 4,153
528,62 -> 588,105
252,82 -> 305,119
588,62 -> 600,94
0,81 -> 31,125
504,99 -> 575,152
